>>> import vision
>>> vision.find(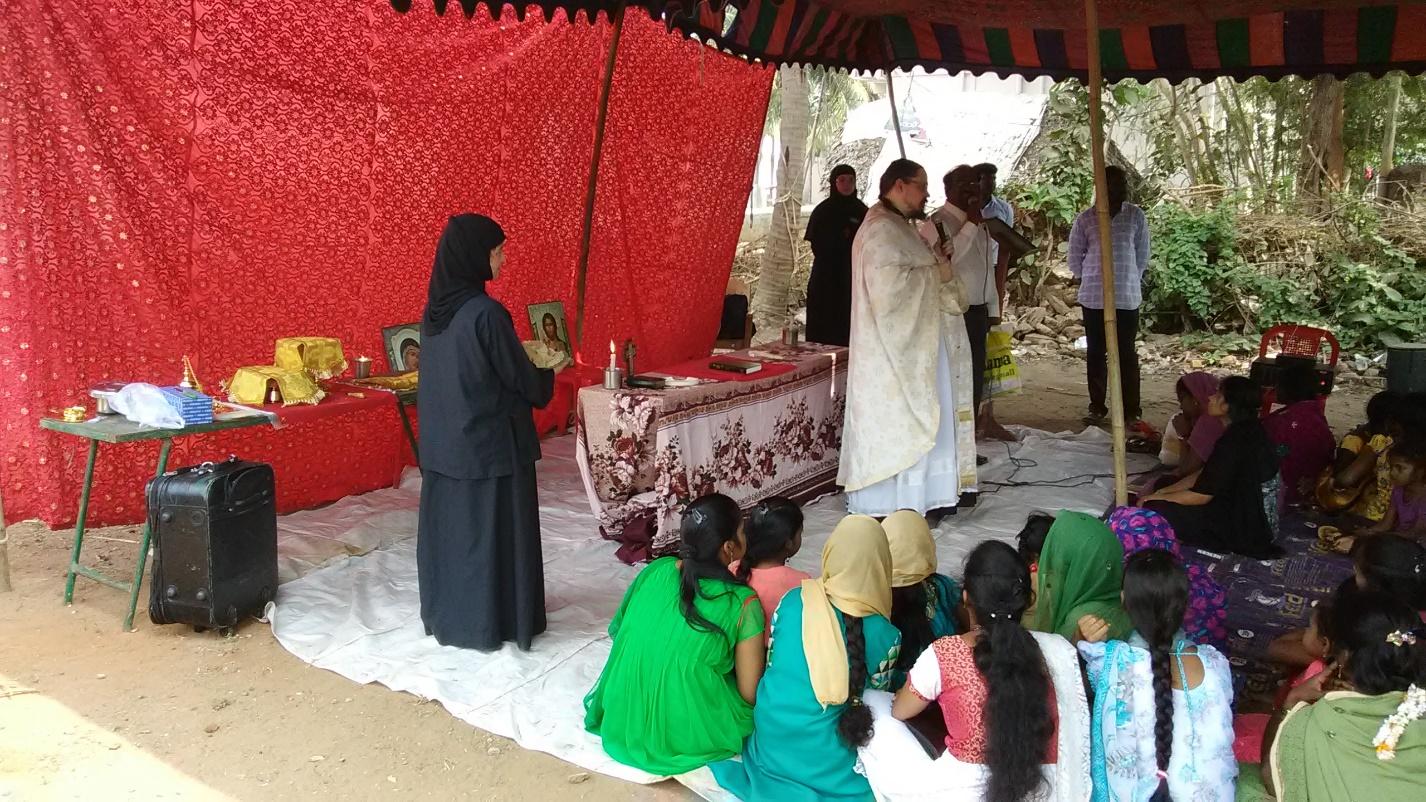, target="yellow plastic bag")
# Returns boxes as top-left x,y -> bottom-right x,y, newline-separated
984,326 -> 1022,398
